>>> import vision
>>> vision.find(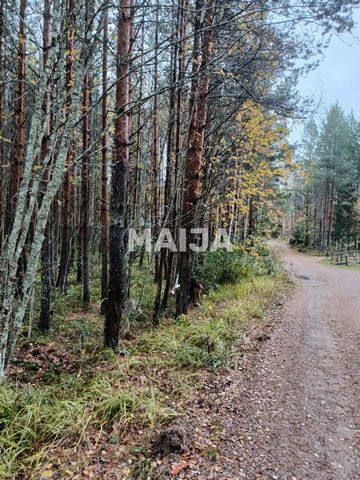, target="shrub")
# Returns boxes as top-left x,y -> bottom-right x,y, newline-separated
289,225 -> 306,246
194,240 -> 276,290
